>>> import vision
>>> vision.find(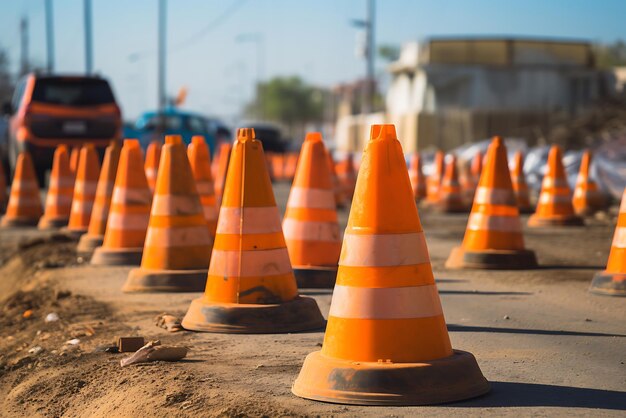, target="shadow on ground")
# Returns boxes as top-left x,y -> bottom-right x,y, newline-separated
448,324 -> 626,337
